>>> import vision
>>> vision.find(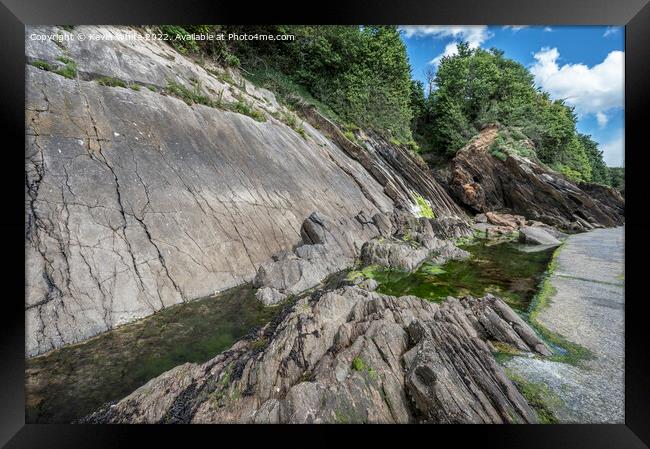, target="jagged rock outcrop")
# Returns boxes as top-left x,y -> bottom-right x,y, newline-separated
296,104 -> 467,218
446,126 -> 624,232
253,210 -> 471,305
25,25 -> 468,356
253,211 -> 382,305
81,286 -> 549,424
577,182 -> 625,217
